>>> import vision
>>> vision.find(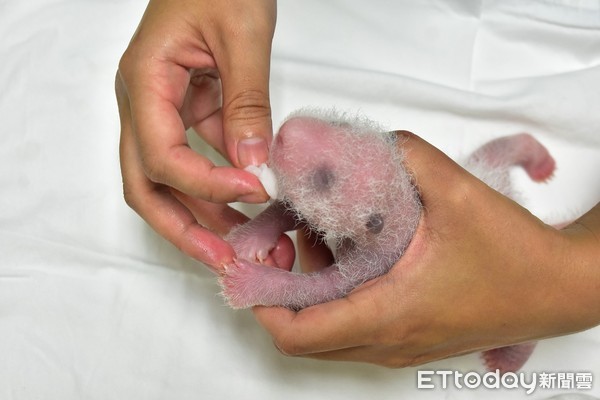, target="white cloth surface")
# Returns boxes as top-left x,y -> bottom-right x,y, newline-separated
1,0 -> 599,399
